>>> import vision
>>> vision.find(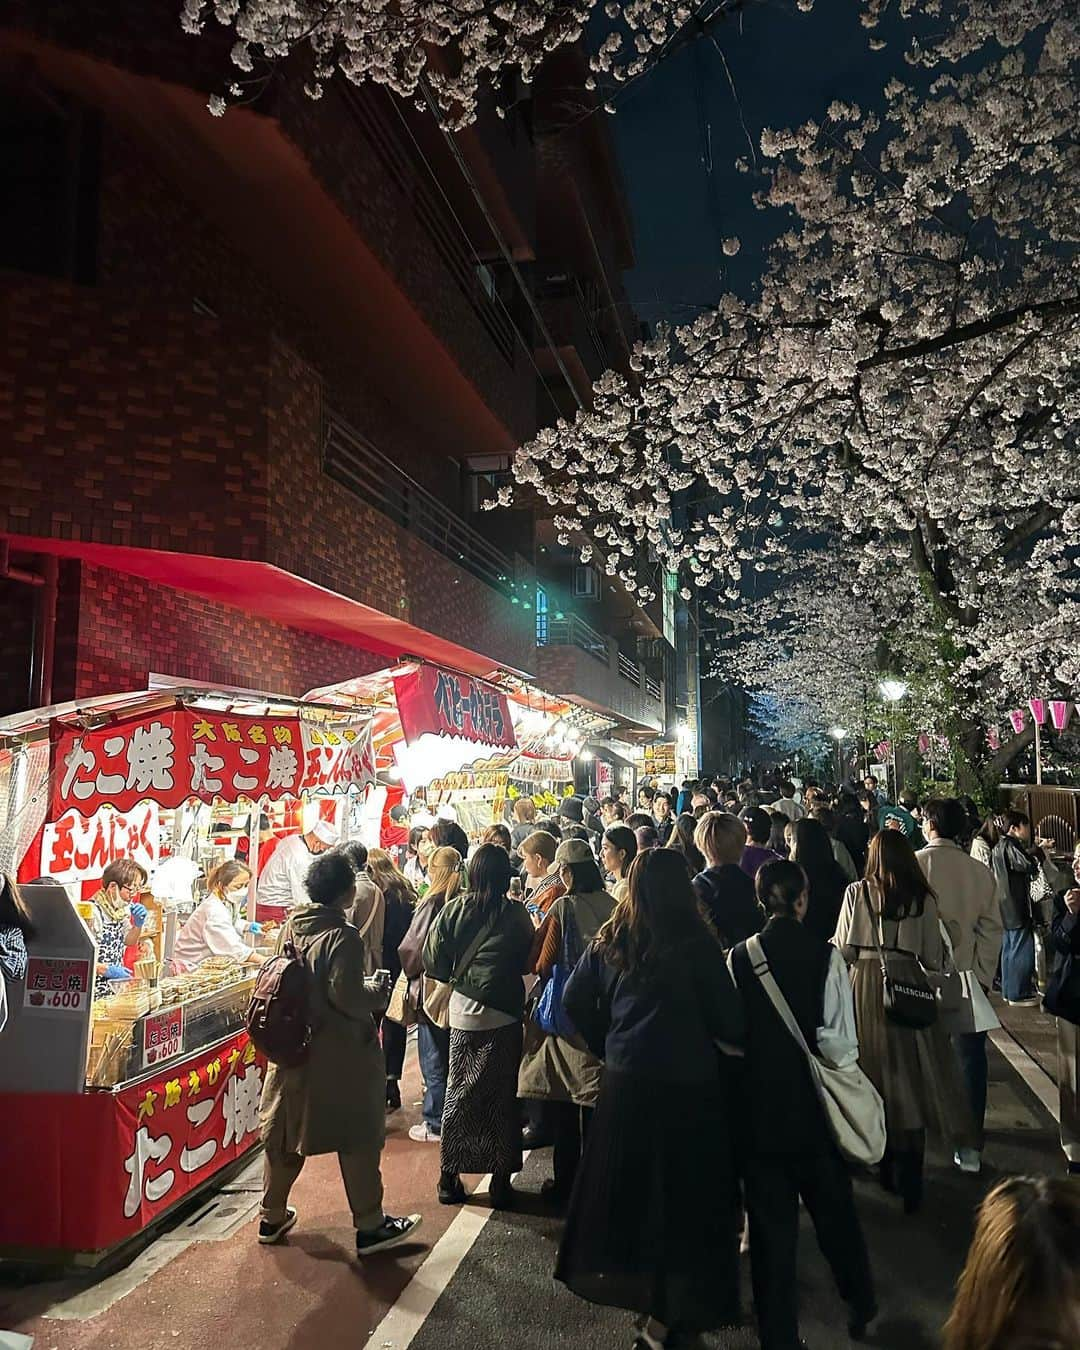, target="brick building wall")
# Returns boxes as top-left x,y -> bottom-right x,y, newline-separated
69,564 -> 387,702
